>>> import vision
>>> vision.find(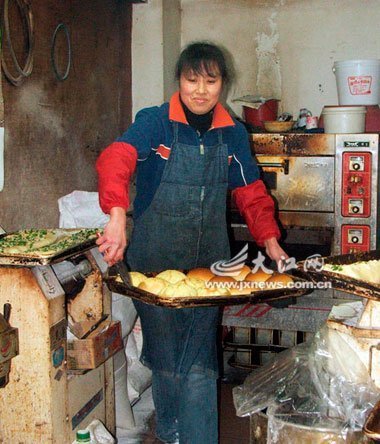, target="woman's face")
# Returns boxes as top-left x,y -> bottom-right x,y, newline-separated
179,66 -> 223,115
